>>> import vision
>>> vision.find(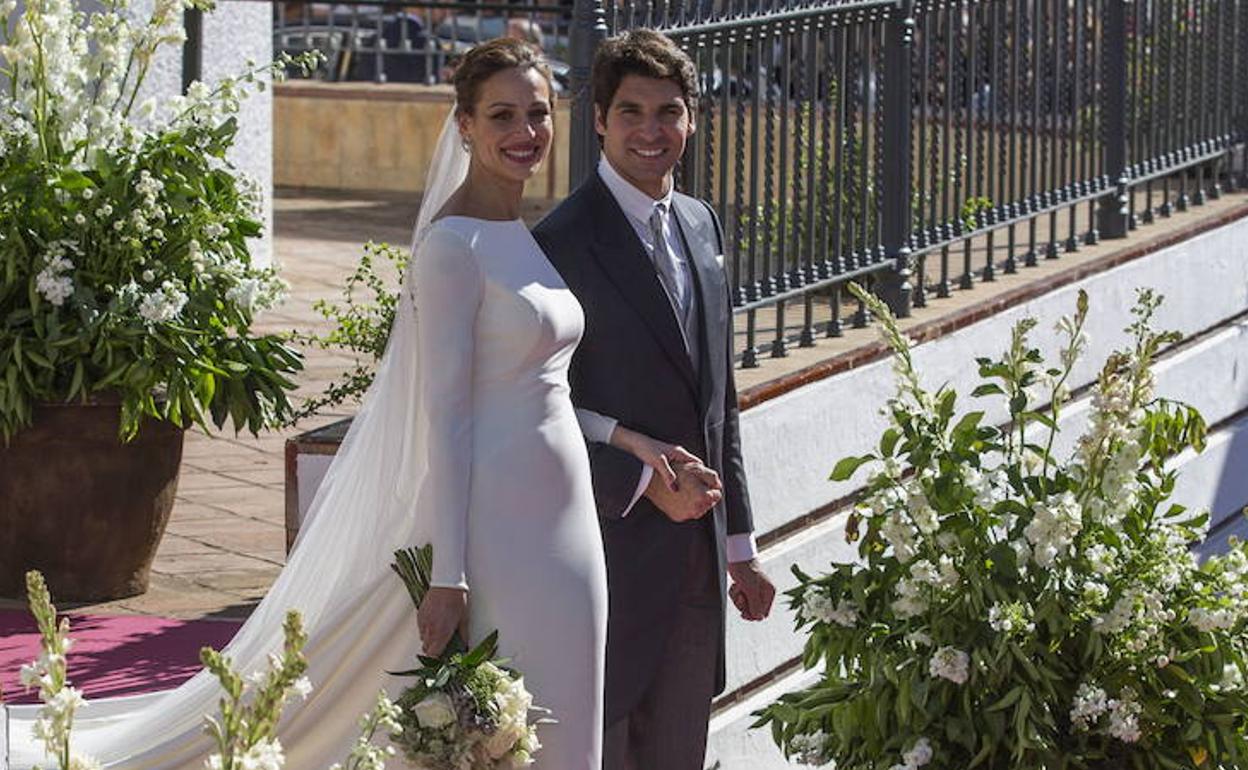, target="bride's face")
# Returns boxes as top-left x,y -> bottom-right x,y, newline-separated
459,67 -> 553,184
